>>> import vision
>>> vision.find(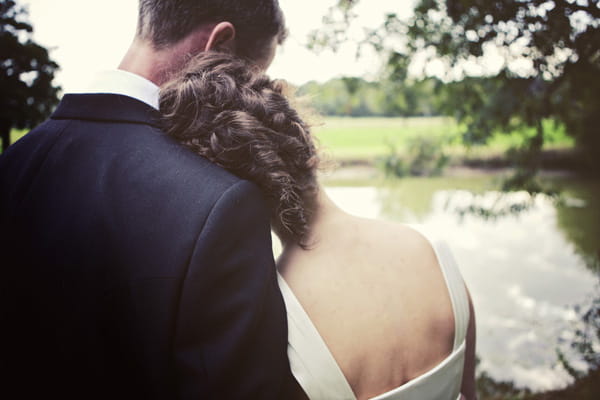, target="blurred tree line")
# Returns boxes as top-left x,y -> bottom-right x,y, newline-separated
298,76 -> 444,117
309,0 -> 600,176
0,0 -> 60,152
